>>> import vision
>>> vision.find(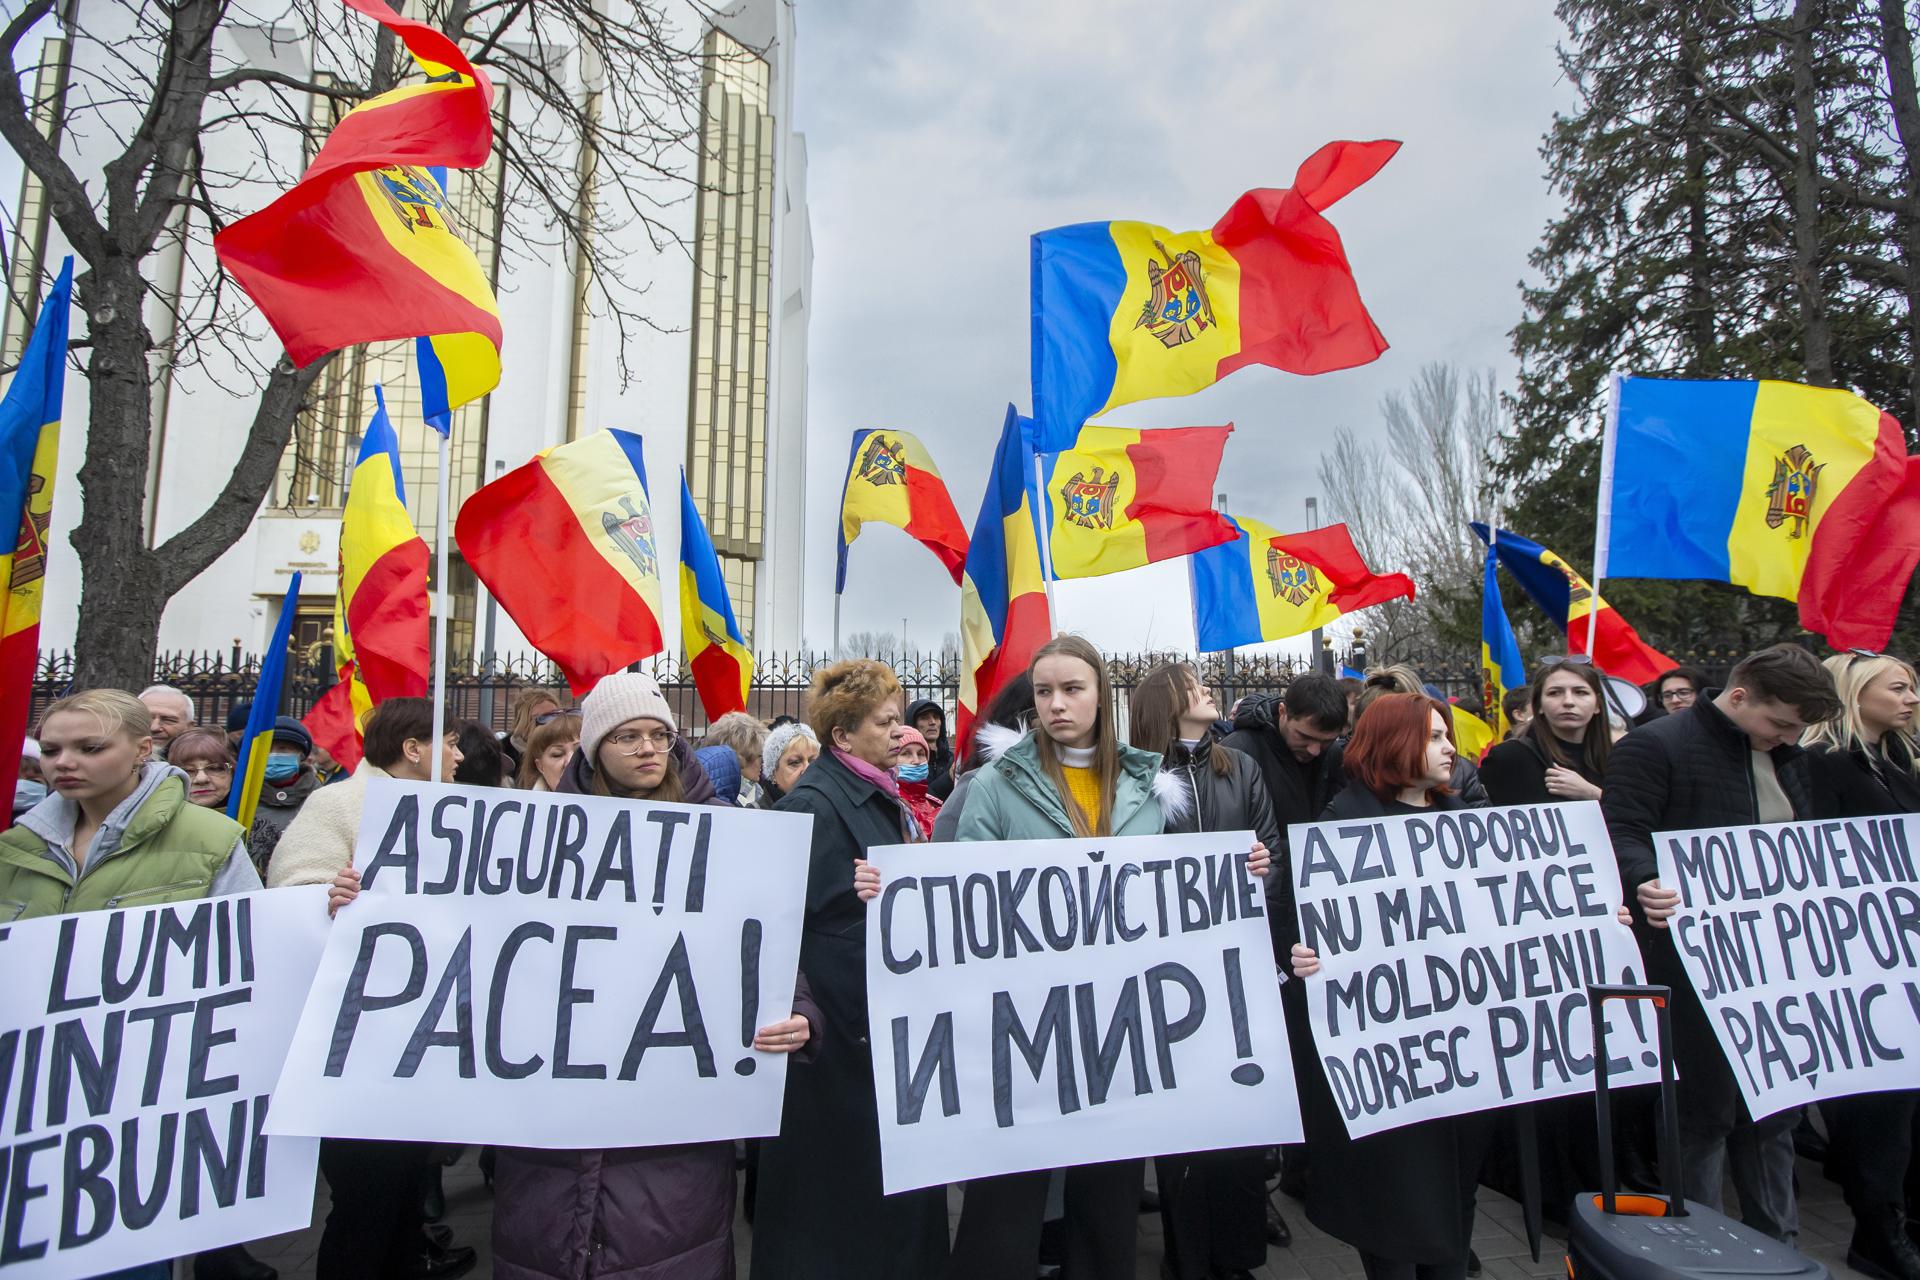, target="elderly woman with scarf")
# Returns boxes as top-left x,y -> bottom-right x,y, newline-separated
752,661 -> 950,1279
